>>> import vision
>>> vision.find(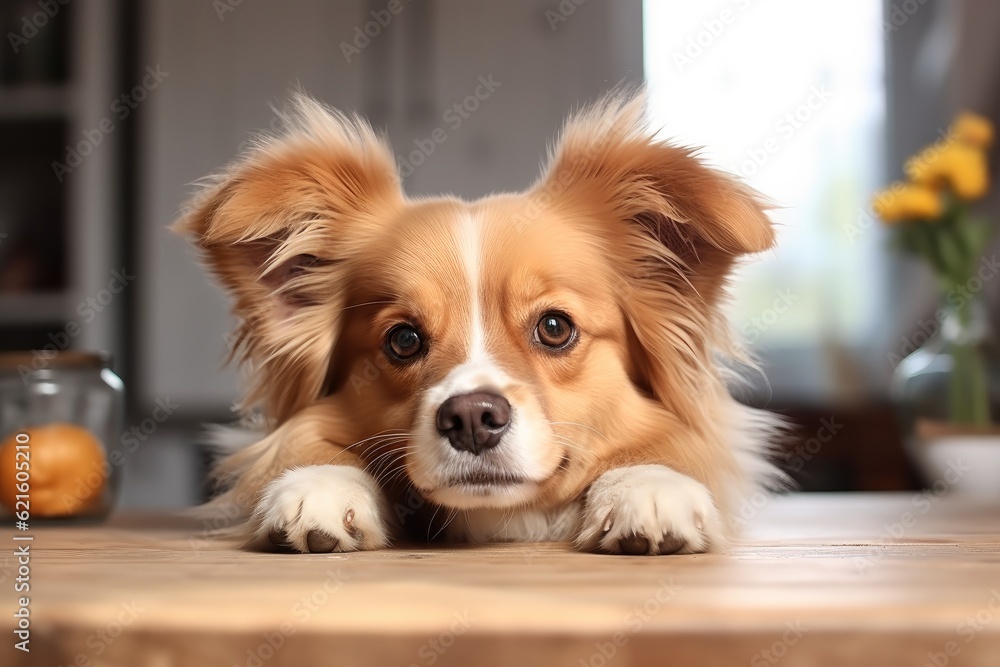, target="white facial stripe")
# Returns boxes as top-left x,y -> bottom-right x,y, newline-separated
432,211 -> 511,396
404,210 -> 555,510
456,211 -> 486,361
